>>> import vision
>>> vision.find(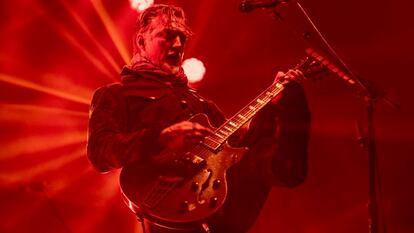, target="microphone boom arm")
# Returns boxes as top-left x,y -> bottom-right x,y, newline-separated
239,0 -> 289,13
